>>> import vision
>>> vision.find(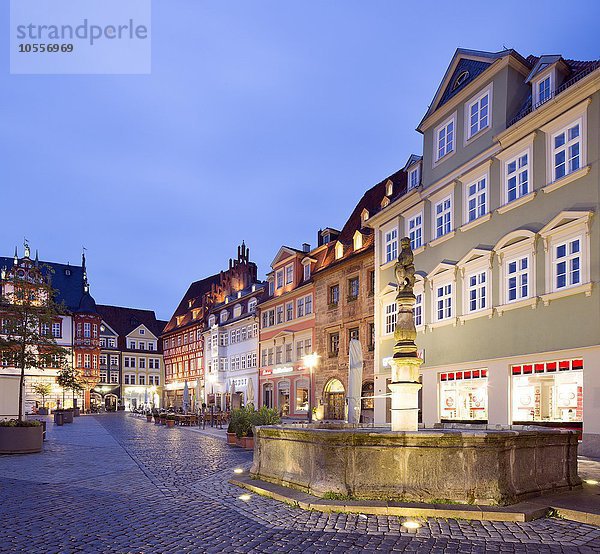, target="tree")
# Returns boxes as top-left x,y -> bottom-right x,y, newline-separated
0,259 -> 69,422
56,365 -> 84,409
32,382 -> 52,408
